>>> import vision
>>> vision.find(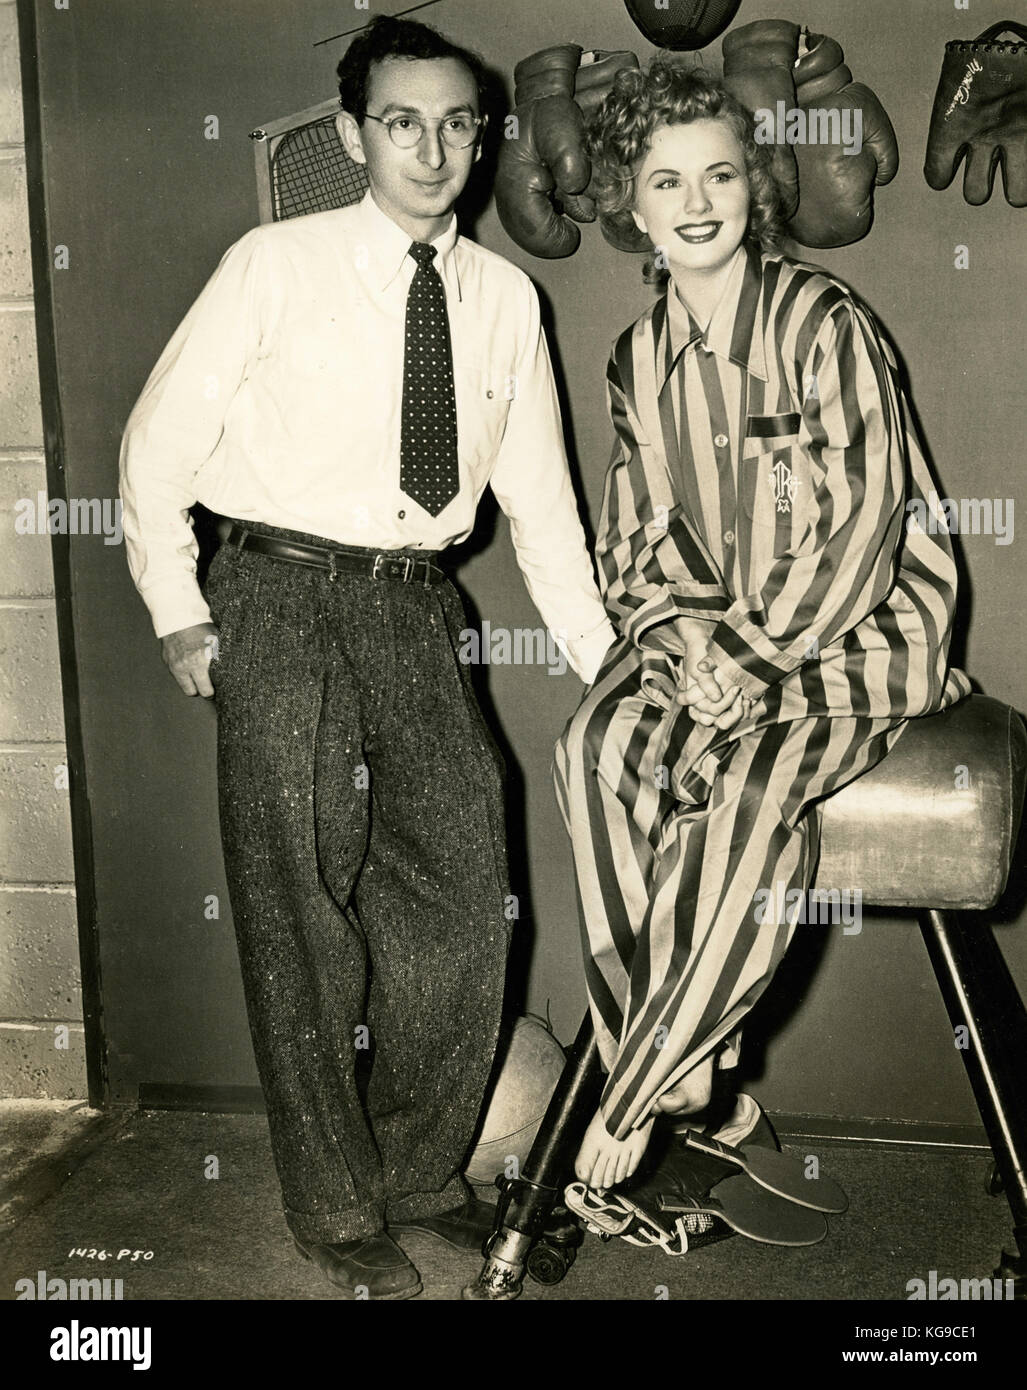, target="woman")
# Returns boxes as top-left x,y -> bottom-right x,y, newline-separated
553,61 -> 971,1197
